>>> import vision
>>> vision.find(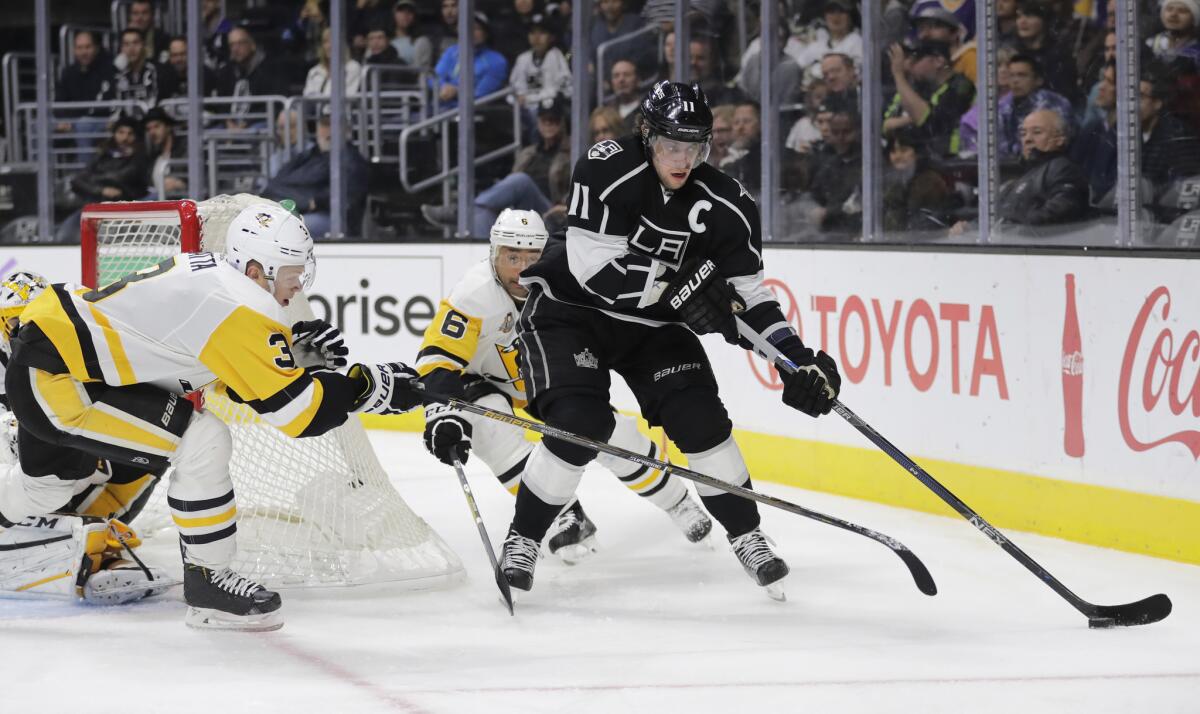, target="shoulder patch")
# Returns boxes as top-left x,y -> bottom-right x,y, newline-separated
731,177 -> 750,199
588,139 -> 624,161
